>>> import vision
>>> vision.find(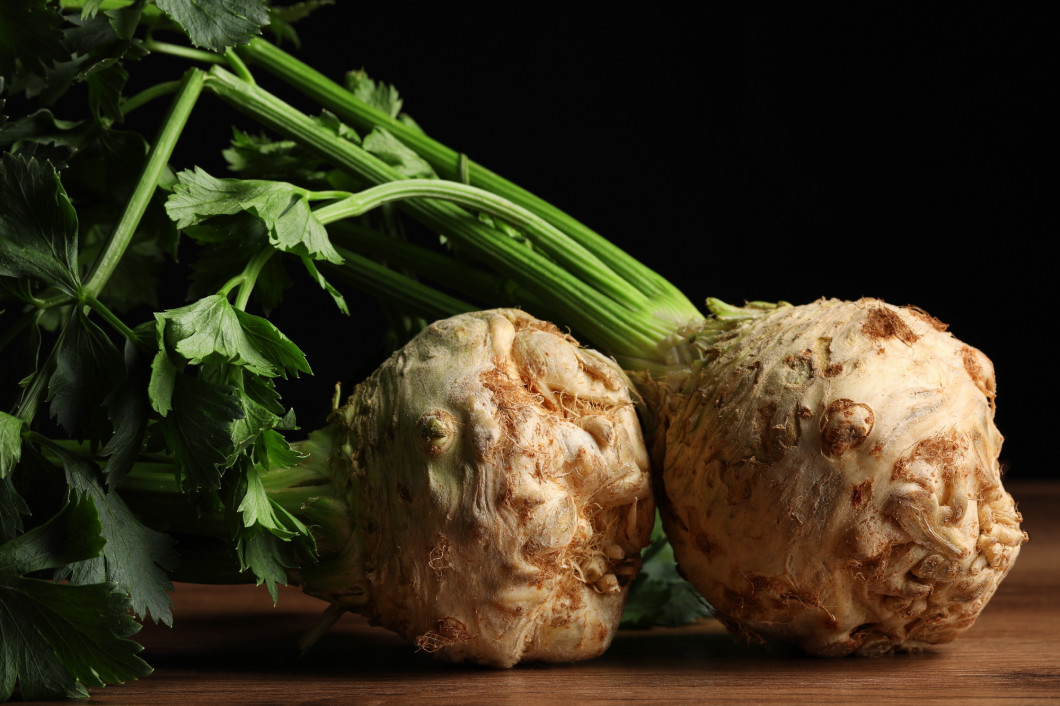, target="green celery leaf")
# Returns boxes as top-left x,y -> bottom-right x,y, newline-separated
241,371 -> 285,417
620,513 -> 712,629
345,69 -> 403,119
235,524 -> 294,603
226,374 -> 302,471
156,294 -> 311,381
183,210 -> 269,246
300,256 -> 348,315
233,309 -> 311,378
47,309 -> 123,441
0,153 -> 81,296
157,294 -> 275,376
156,0 -> 270,53
0,495 -> 103,575
1,579 -> 151,697
258,428 -> 303,470
237,466 -> 308,542
227,374 -> 280,457
56,450 -> 176,624
167,167 -> 344,264
266,1 -> 333,48
0,476 -> 28,543
362,127 -> 436,179
223,127 -> 330,185
22,12 -> 143,108
0,496 -> 151,700
315,110 -> 361,144
87,59 -> 129,125
106,1 -> 146,41
148,322 -> 177,417
0,591 -> 86,701
156,372 -> 244,489
0,0 -> 66,96
0,413 -> 24,480
221,117 -> 361,192
100,340 -> 150,488
275,407 -> 298,431
0,109 -> 87,167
